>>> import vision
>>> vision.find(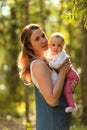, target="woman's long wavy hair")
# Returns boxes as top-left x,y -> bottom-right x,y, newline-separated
17,24 -> 40,82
